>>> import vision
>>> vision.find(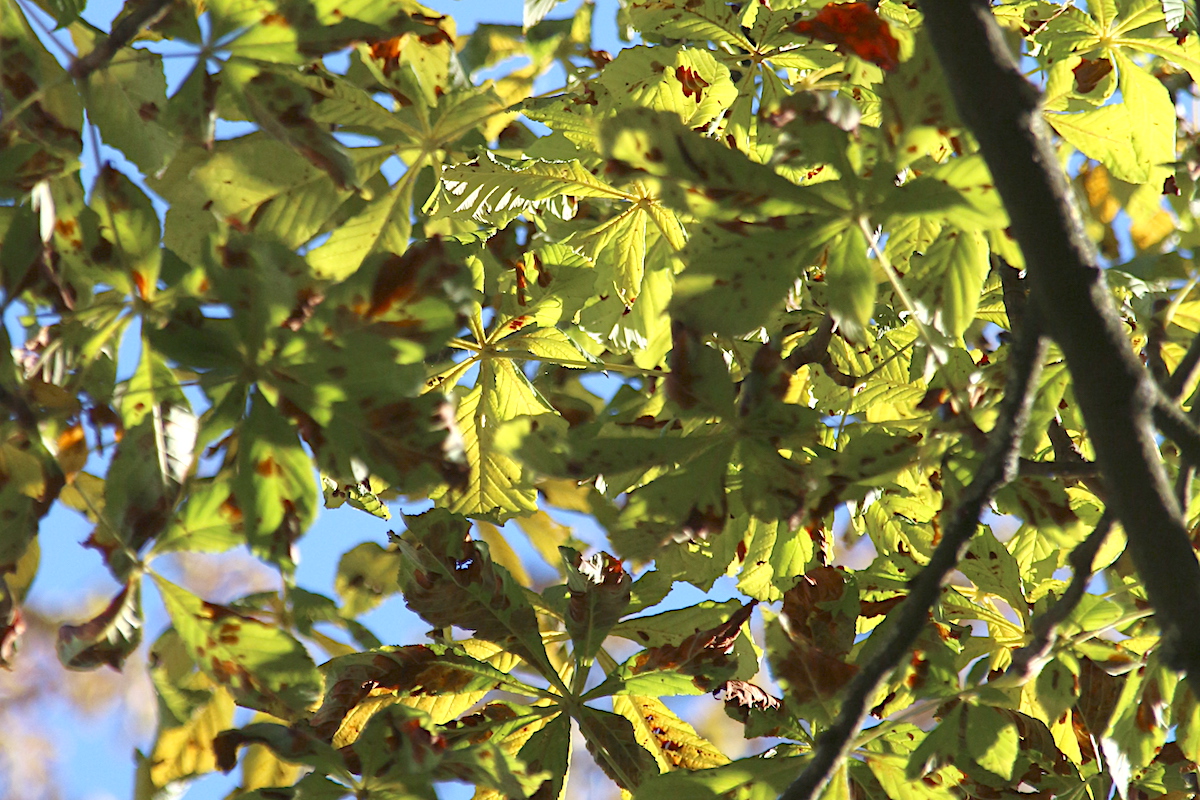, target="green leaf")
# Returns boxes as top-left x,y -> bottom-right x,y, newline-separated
623,0 -> 751,48
333,541 -> 403,617
433,357 -> 558,520
155,576 -> 323,719
71,29 -> 177,175
964,705 -> 1020,782
56,578 -> 142,670
578,706 -> 661,791
234,392 -> 318,571
629,752 -> 807,800
904,227 -> 990,342
825,227 -> 876,344
90,166 -> 162,296
437,151 -> 627,225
